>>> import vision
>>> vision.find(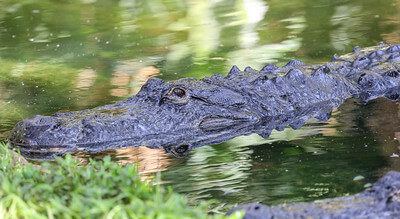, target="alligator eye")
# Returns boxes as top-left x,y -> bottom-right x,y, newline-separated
170,87 -> 186,98
161,86 -> 189,105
